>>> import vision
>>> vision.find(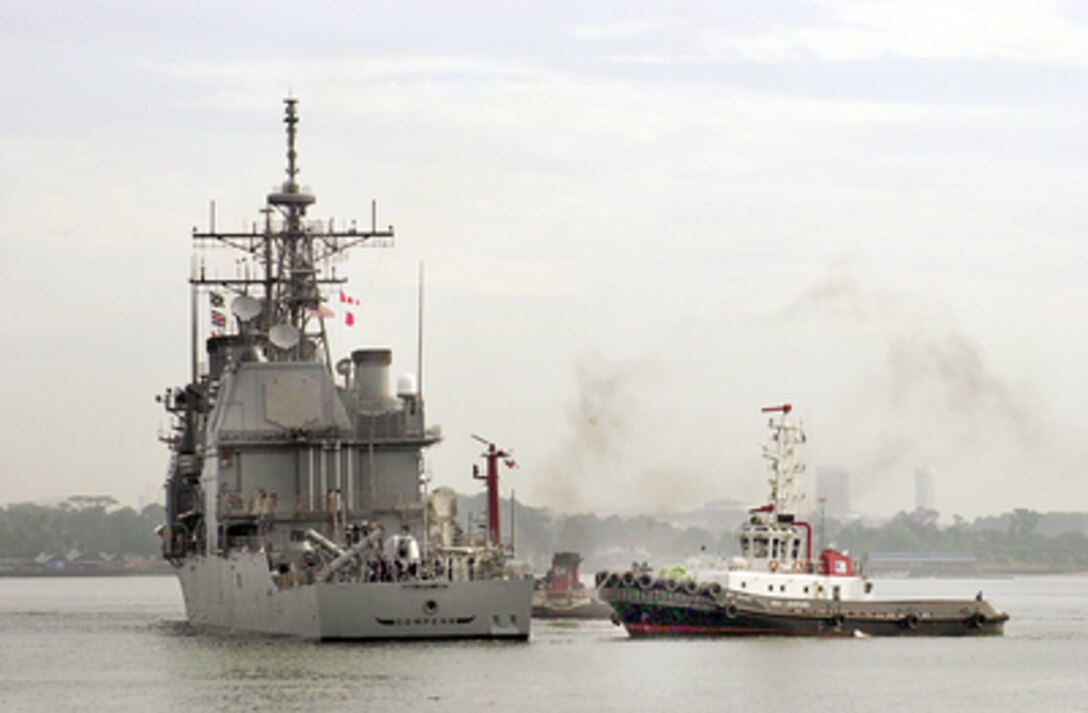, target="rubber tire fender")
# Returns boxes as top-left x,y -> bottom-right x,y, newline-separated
703,582 -> 724,598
